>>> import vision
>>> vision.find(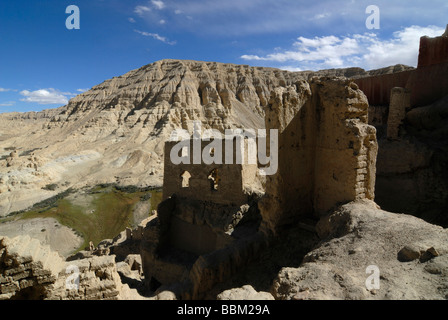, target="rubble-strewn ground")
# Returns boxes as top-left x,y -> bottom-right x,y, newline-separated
270,201 -> 448,300
205,201 -> 447,300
